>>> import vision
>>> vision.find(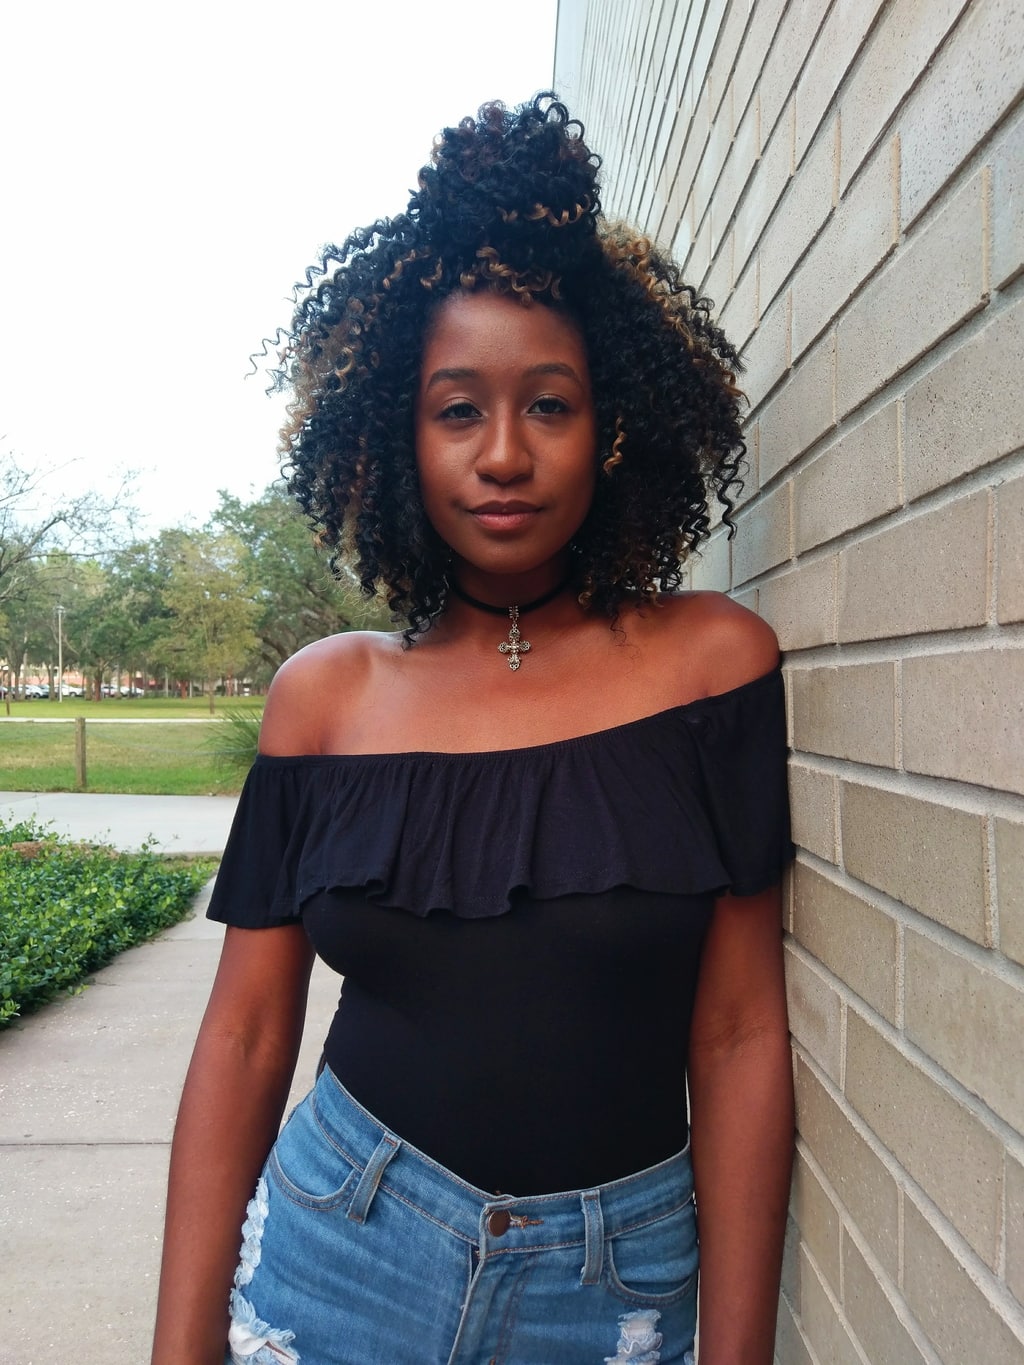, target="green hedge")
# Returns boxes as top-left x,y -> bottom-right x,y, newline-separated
0,821 -> 215,1025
